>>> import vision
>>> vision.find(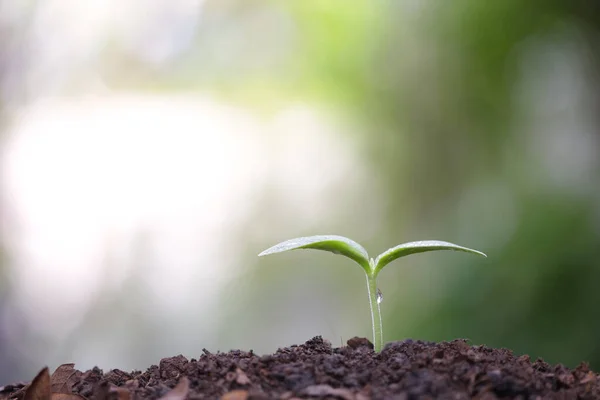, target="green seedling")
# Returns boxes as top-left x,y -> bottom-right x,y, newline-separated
259,235 -> 486,352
